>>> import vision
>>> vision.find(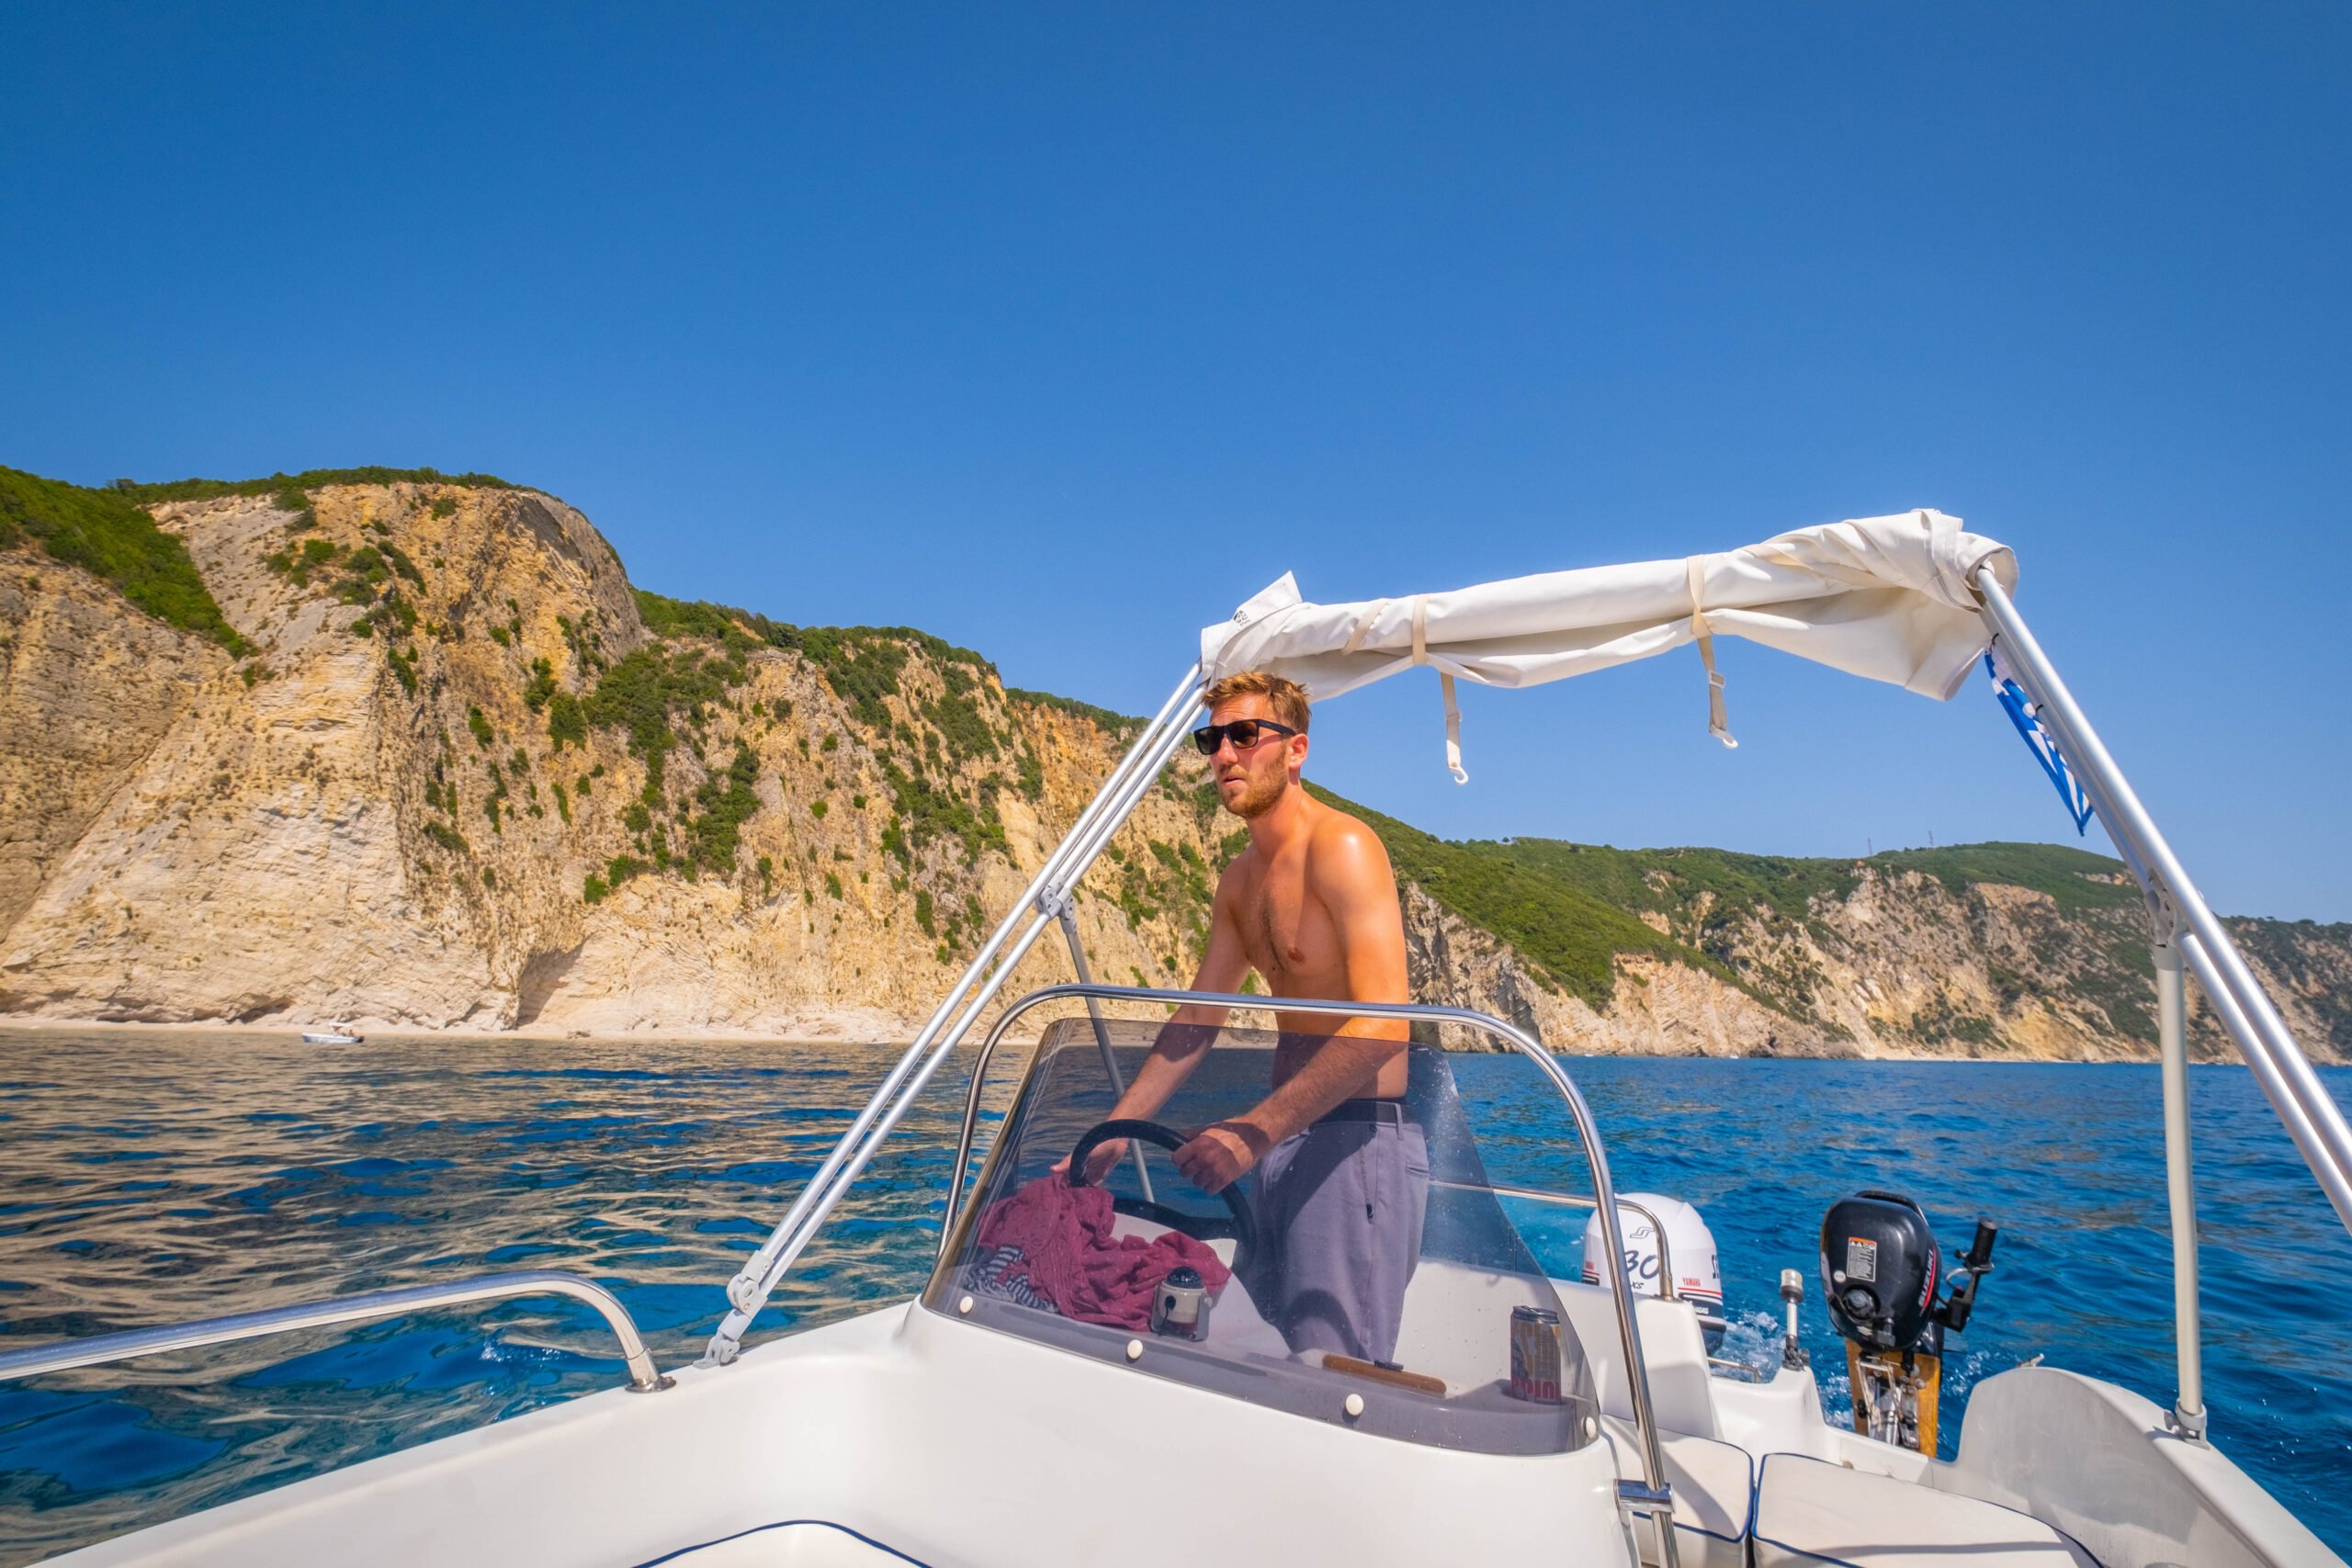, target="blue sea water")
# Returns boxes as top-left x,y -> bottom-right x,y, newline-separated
0,1026 -> 2346,1563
